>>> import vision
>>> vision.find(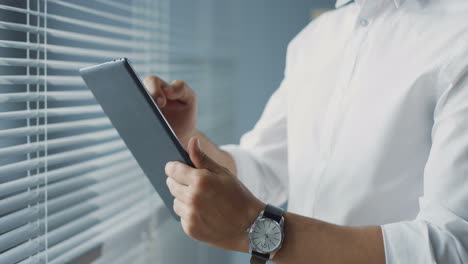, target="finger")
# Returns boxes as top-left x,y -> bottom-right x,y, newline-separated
143,75 -> 169,107
180,217 -> 199,240
165,161 -> 196,185
165,80 -> 196,104
187,137 -> 221,172
173,198 -> 189,218
166,177 -> 191,203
